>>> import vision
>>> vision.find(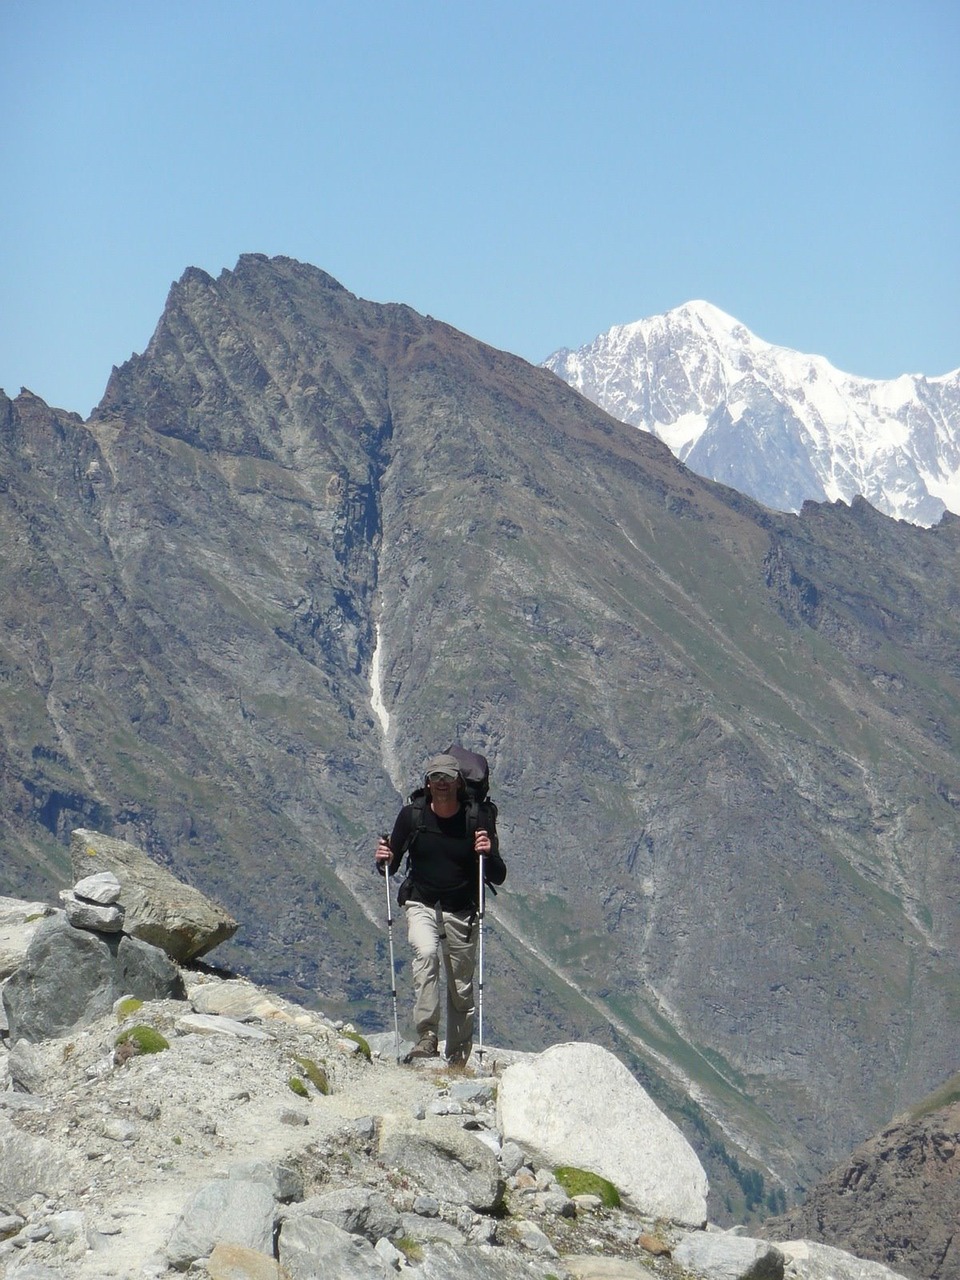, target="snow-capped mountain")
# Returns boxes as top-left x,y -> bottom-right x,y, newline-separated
543,302 -> 960,526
